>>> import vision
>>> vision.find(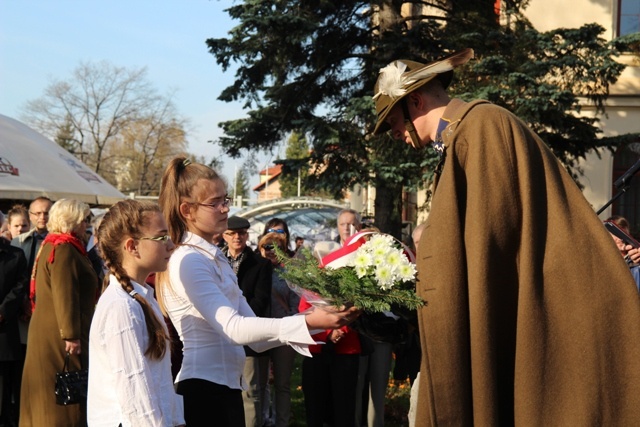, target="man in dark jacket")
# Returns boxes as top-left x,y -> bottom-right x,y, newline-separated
222,216 -> 272,427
